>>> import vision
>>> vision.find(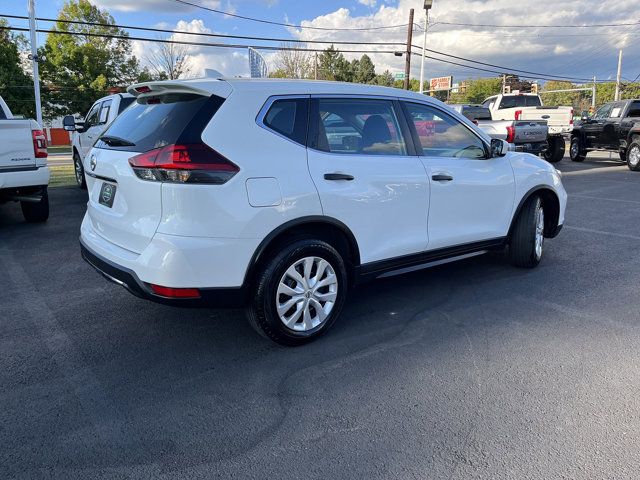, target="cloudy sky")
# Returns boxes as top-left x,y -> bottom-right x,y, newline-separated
4,0 -> 640,84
